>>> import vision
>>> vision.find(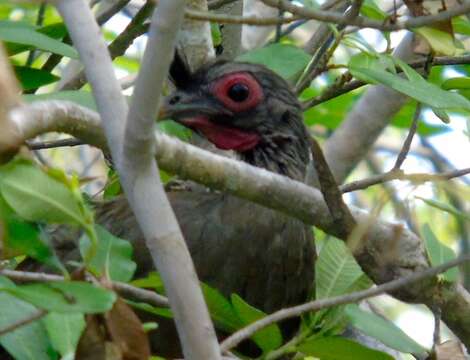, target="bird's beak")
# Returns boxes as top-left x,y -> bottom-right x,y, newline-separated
157,91 -> 232,121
